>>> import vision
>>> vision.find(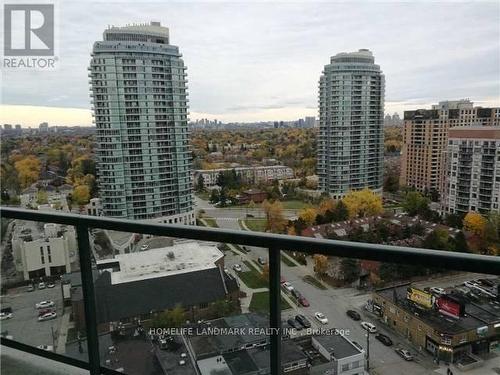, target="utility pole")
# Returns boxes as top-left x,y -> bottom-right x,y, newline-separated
366,332 -> 371,372
51,325 -> 56,349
